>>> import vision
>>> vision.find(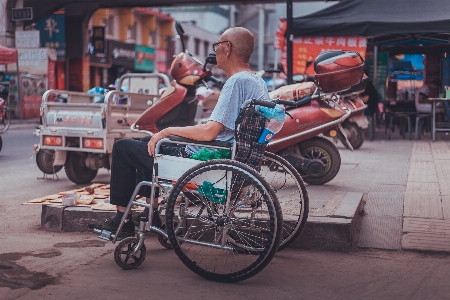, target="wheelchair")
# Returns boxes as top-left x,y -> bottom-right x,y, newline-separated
94,99 -> 309,283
